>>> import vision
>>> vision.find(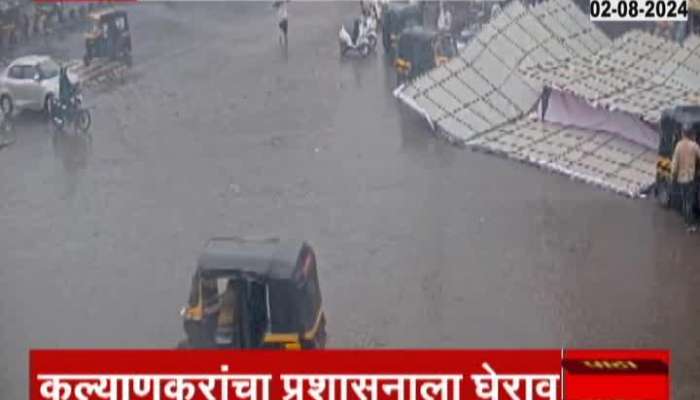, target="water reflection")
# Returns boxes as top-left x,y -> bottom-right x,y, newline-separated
52,130 -> 92,198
